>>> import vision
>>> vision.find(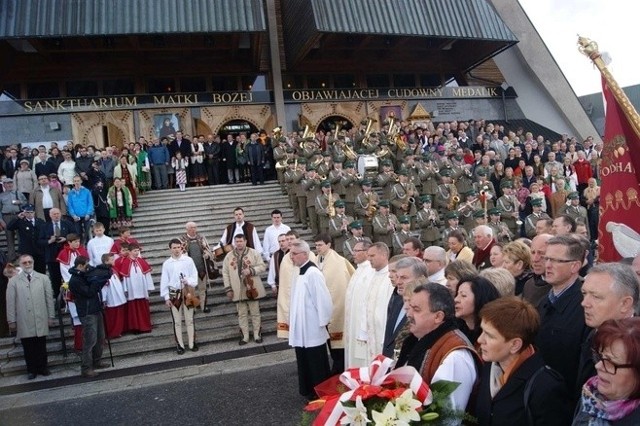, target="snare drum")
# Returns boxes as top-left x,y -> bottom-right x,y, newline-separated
357,154 -> 379,176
